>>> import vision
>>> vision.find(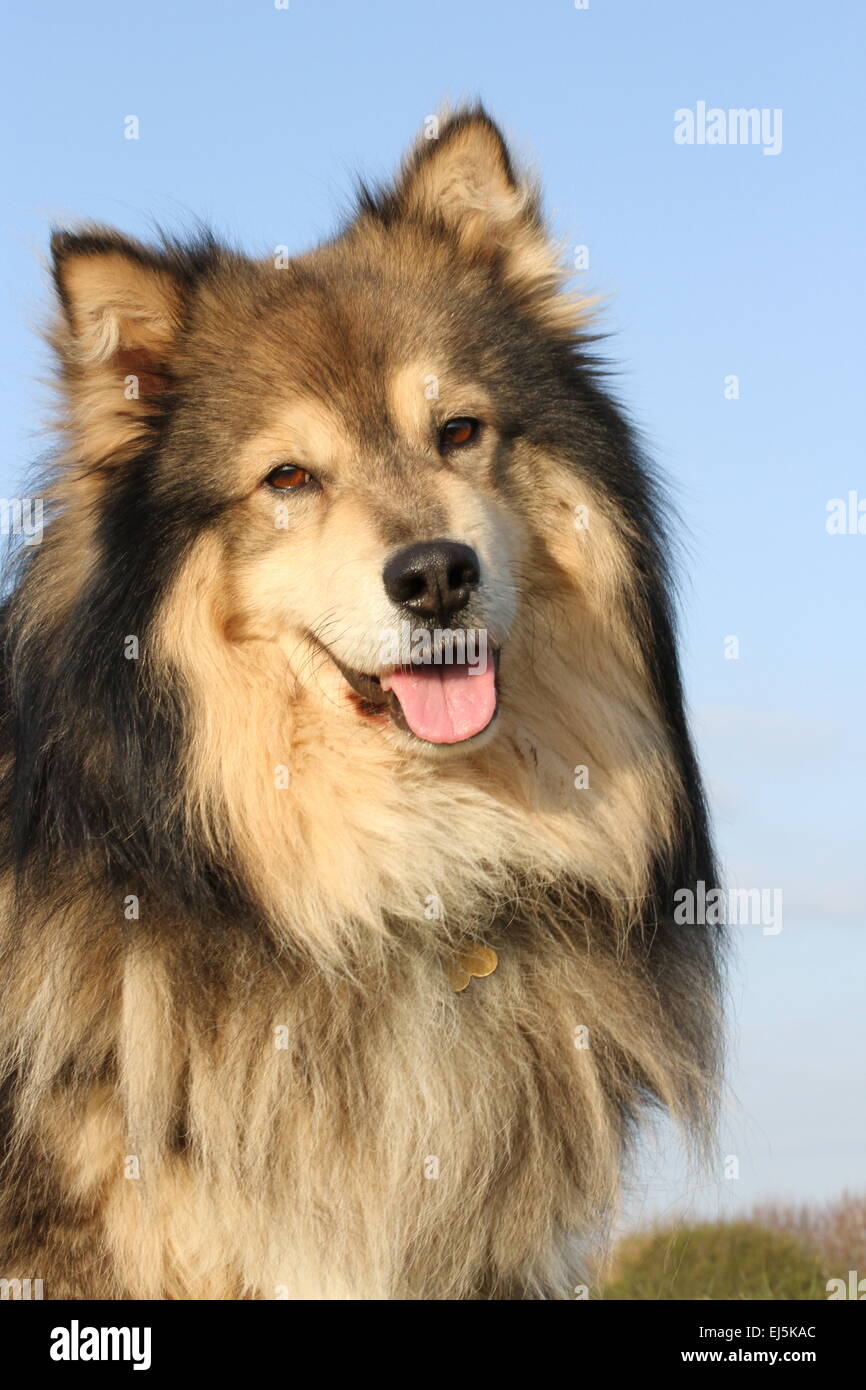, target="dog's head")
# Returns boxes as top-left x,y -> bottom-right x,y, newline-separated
47,110 -> 610,757
19,108 -> 714,952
